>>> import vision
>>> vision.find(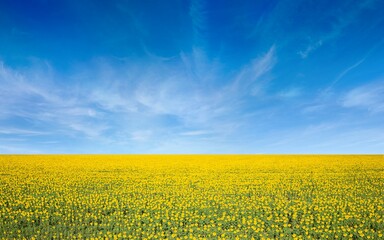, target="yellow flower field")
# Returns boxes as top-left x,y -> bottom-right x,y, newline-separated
0,155 -> 383,239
